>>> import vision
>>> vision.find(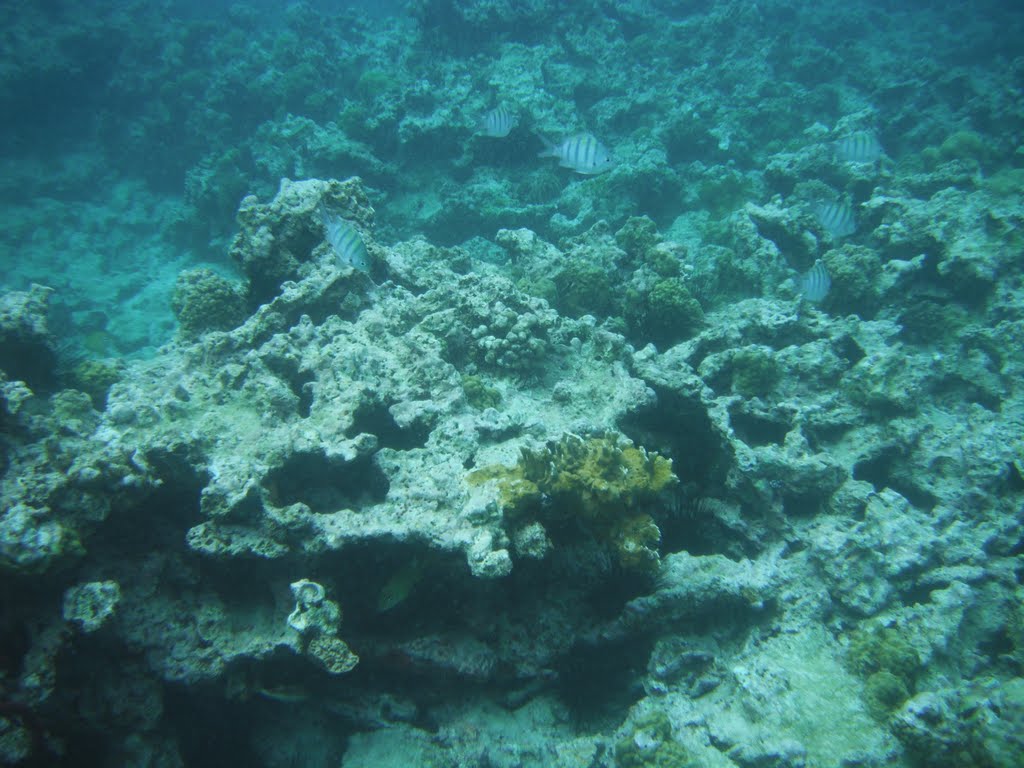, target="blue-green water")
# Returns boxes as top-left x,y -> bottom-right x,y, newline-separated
1,1 -> 1022,766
